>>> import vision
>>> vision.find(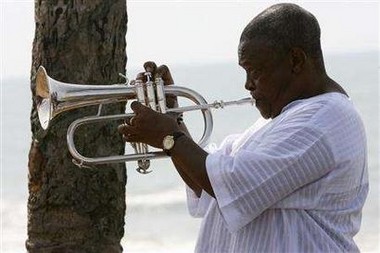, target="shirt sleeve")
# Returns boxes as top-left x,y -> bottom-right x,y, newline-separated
186,186 -> 214,218
206,123 -> 336,233
185,134 -> 242,218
